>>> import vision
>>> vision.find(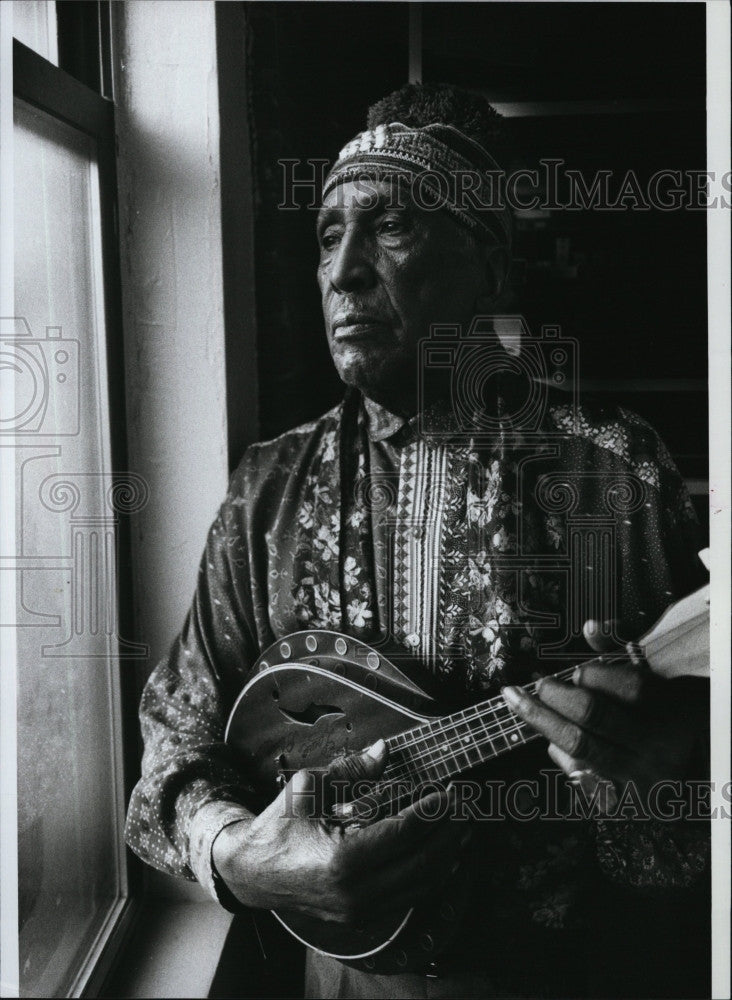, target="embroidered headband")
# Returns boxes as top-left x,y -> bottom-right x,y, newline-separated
322,122 -> 512,247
